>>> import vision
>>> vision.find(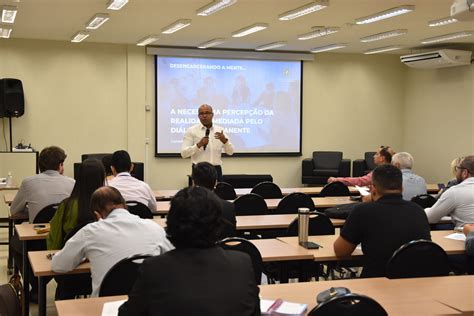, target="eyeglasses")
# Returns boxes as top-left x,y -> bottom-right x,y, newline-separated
199,111 -> 213,116
455,165 -> 467,172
